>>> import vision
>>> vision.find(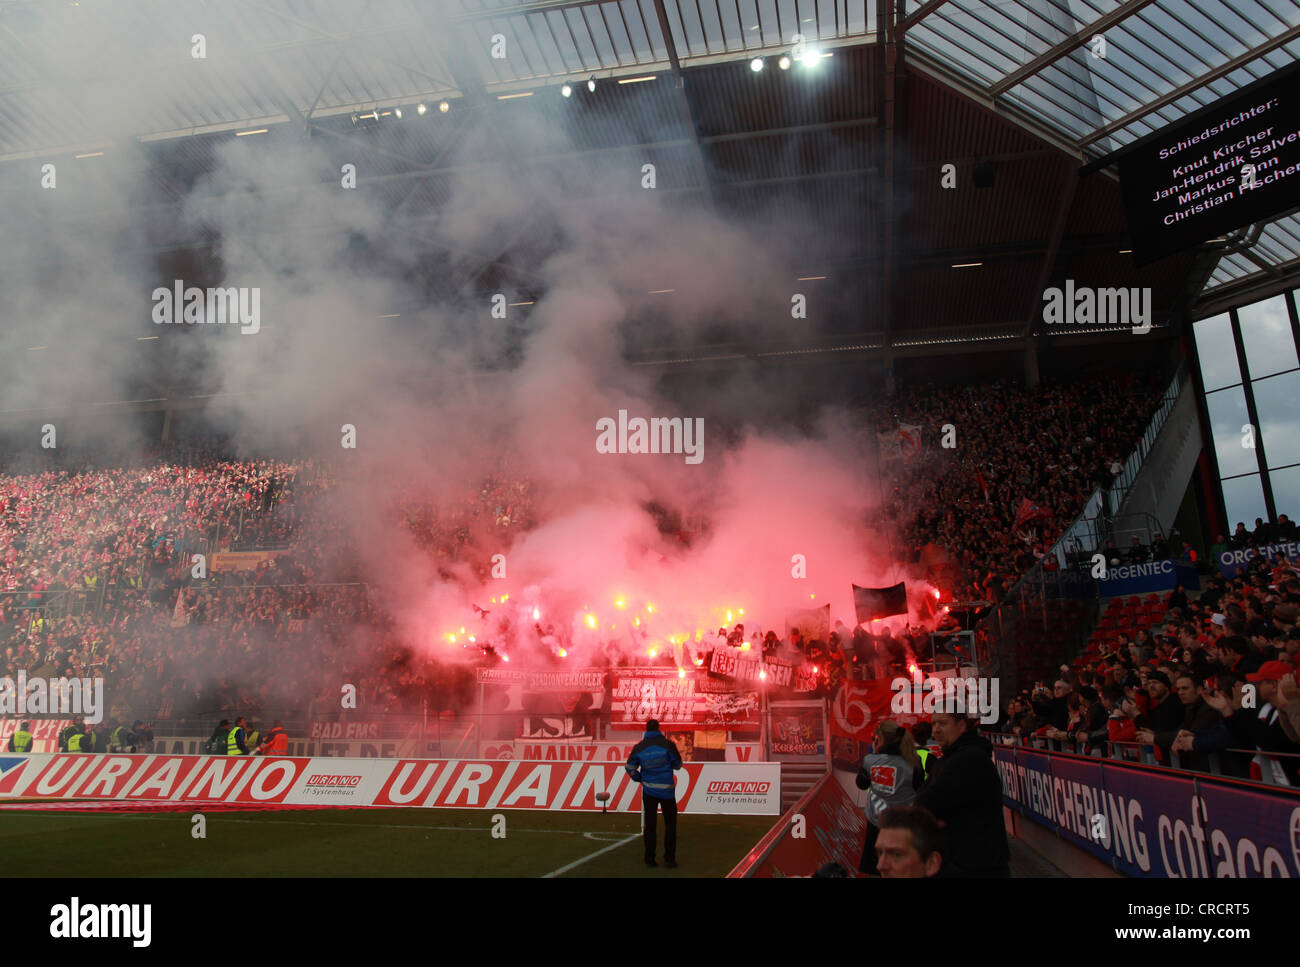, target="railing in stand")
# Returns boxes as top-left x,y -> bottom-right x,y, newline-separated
986,731 -> 1299,787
